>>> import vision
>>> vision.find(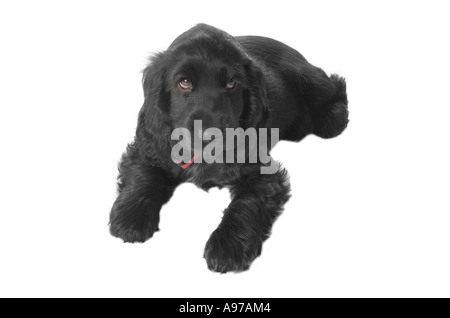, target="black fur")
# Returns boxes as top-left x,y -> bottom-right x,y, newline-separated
109,24 -> 349,273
